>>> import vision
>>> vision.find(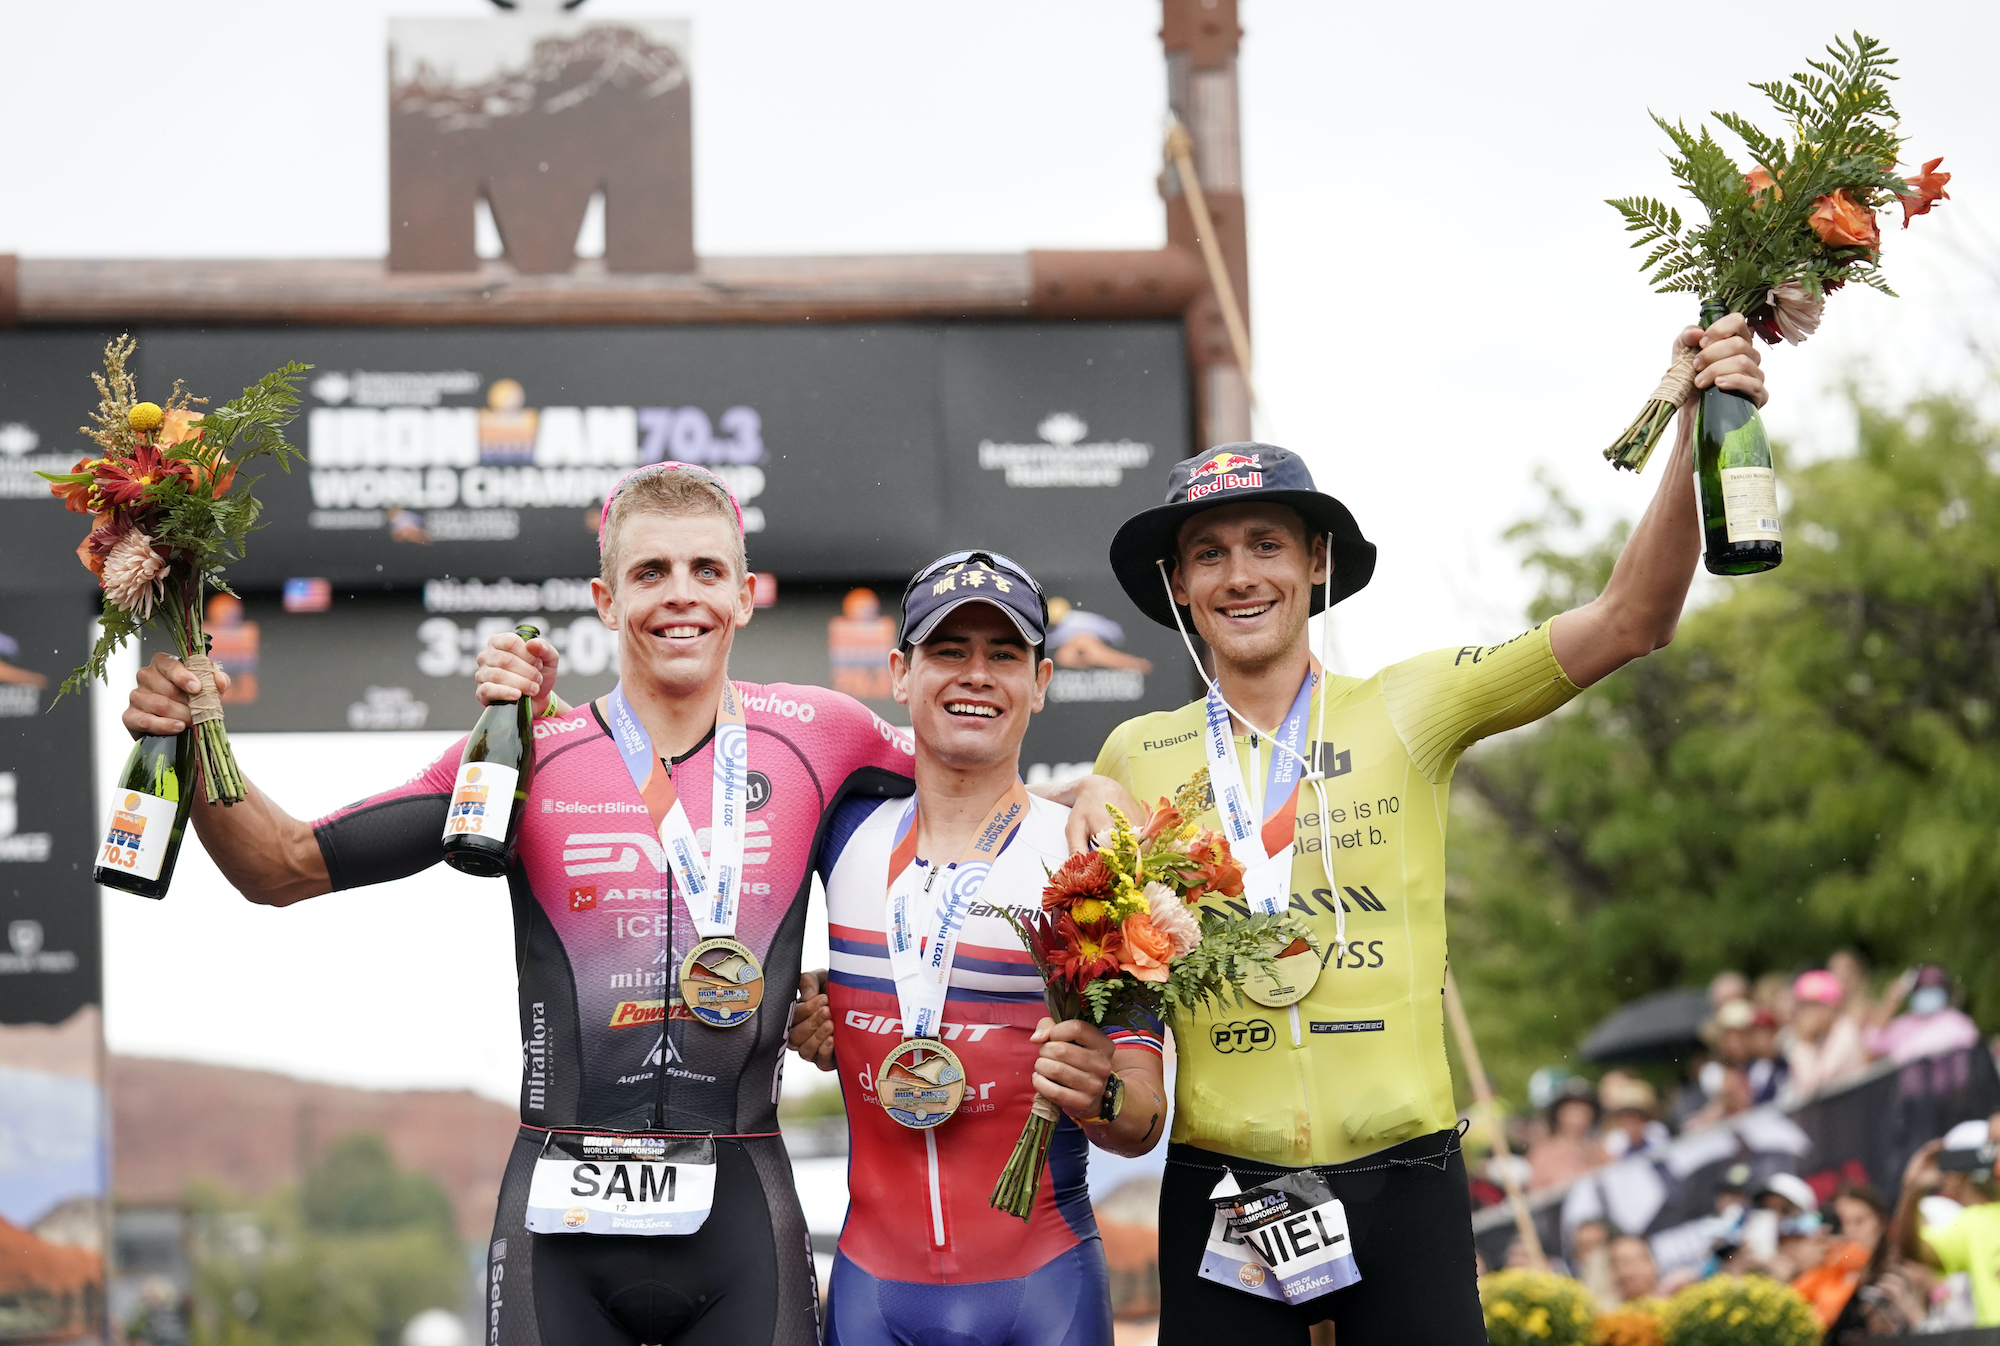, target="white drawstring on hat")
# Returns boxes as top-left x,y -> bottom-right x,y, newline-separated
1157,533 -> 1345,958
